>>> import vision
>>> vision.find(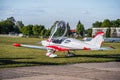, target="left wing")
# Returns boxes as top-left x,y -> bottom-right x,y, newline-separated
13,43 -> 47,50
